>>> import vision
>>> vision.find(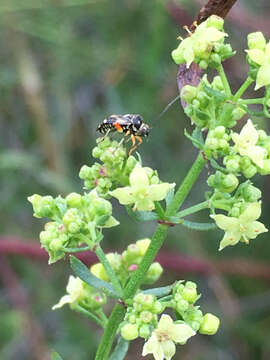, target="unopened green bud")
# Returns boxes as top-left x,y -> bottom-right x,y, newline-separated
139,324 -> 150,339
222,174 -> 239,193
125,156 -> 137,171
140,311 -> 153,324
134,293 -> 155,310
212,76 -> 224,90
89,292 -> 107,310
40,230 -> 52,245
248,32 -> 266,50
258,129 -> 268,141
136,239 -> 150,256
242,164 -> 257,178
176,299 -> 189,313
121,323 -> 139,341
93,198 -> 112,216
145,262 -> 163,284
210,53 -> 221,66
224,156 -> 240,172
79,165 -> 92,179
214,126 -> 225,138
242,184 -> 261,202
199,313 -> 220,335
199,60 -> 208,70
205,138 -> 218,150
50,238 -> 63,251
230,205 -> 240,217
90,263 -> 109,282
232,107 -> 246,121
66,193 -> 82,208
152,301 -> 164,314
181,85 -> 197,103
28,194 -> 55,218
181,281 -> 198,303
